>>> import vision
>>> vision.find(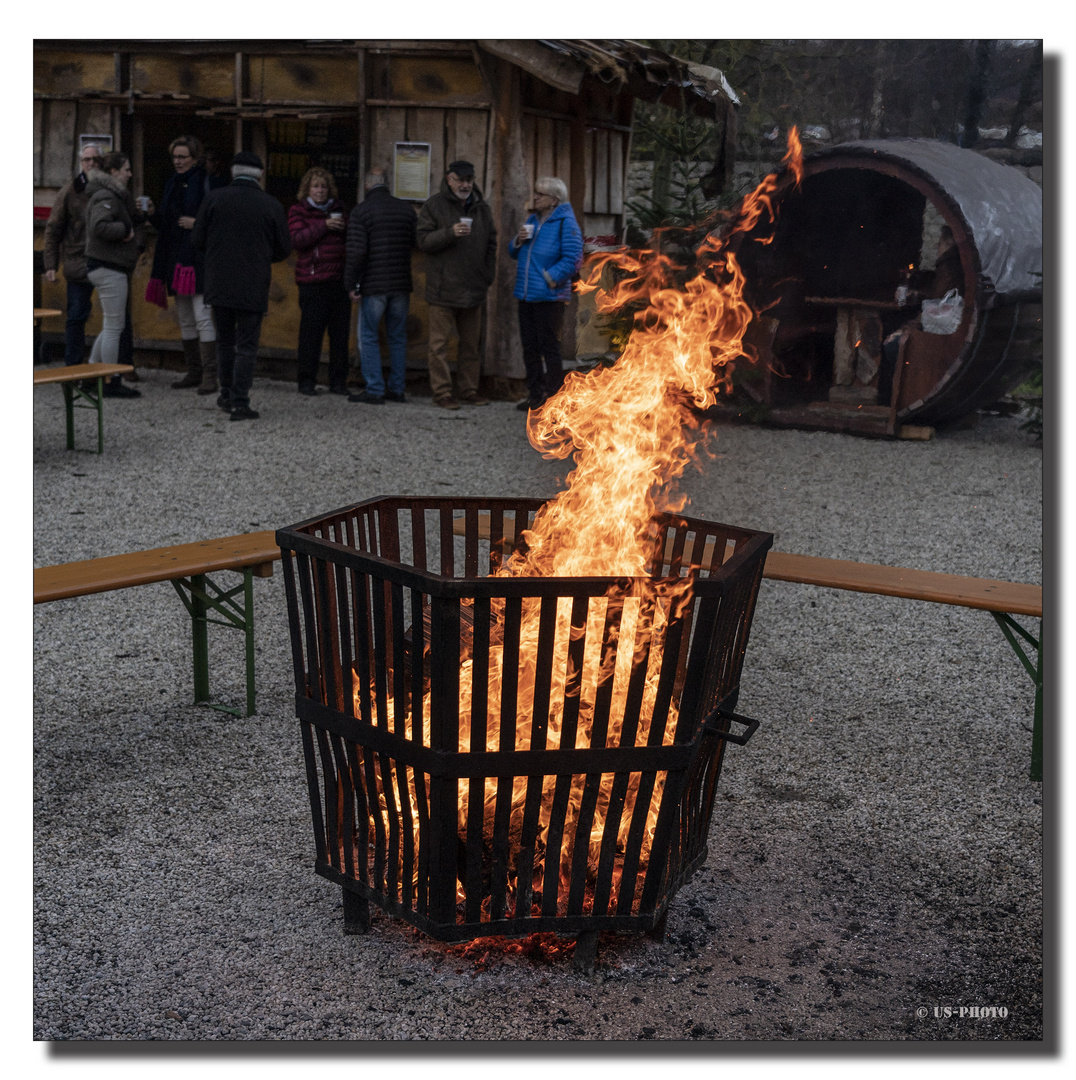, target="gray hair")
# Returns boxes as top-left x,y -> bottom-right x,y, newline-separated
534,176 -> 569,204
232,163 -> 264,180
365,170 -> 388,190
